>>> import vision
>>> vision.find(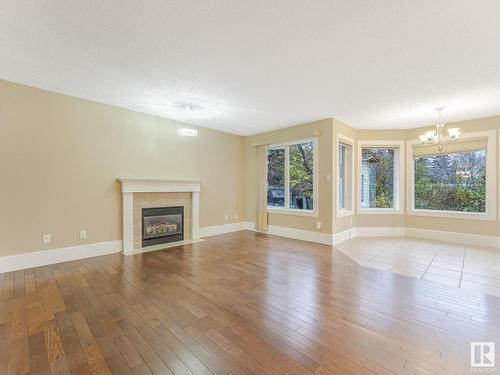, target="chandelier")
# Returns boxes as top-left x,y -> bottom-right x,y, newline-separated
419,107 -> 461,151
